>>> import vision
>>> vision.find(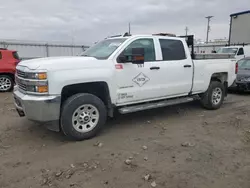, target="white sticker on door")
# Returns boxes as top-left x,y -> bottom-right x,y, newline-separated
132,73 -> 150,87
